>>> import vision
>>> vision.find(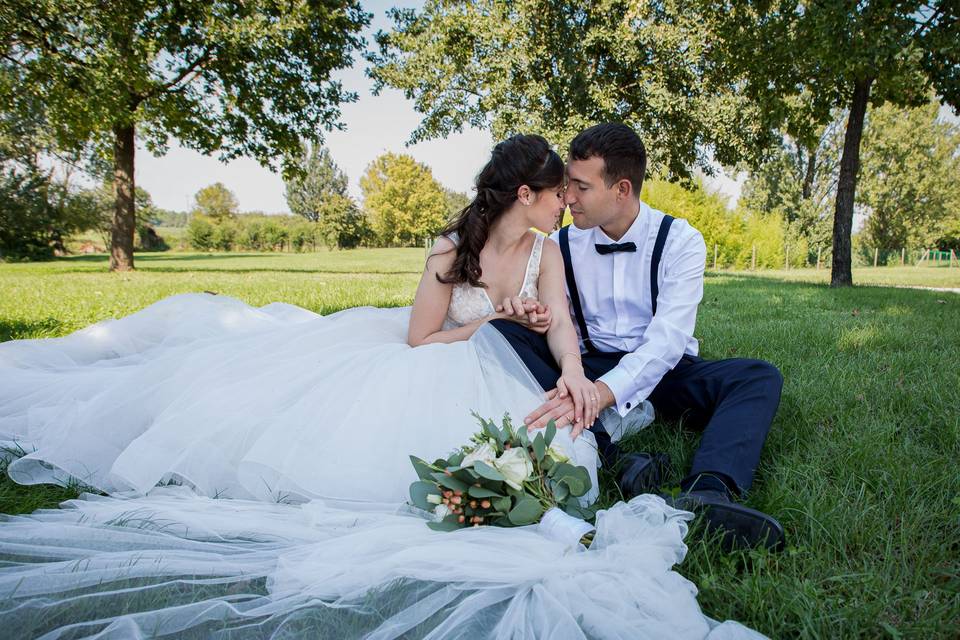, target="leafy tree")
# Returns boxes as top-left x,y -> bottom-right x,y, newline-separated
186,215 -> 215,251
360,153 -> 447,246
1,0 -> 369,270
693,1 -> 960,285
858,99 -> 960,256
373,1 -> 959,285
369,0 -> 777,178
739,119 -> 846,257
193,183 -> 238,222
283,143 -> 368,248
285,144 -> 350,223
317,194 -> 370,249
444,188 -> 471,220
